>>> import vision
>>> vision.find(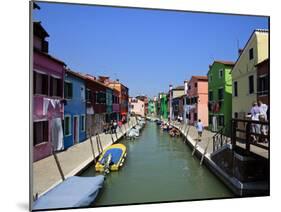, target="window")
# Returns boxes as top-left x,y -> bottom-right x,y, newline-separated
64,116 -> 71,136
33,121 -> 48,146
81,115 -> 85,132
257,75 -> 269,96
218,88 -> 224,100
81,86 -> 85,101
50,76 -> 62,97
218,115 -> 224,126
219,69 -> 223,78
64,82 -> 73,99
234,112 -> 238,119
194,113 -> 197,121
209,91 -> 213,101
248,75 -> 254,94
96,92 -> 106,104
249,48 -> 254,60
195,83 -> 197,88
86,89 -> 91,102
209,115 -> 212,125
233,81 -> 238,97
34,71 -> 48,95
188,85 -> 191,90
